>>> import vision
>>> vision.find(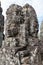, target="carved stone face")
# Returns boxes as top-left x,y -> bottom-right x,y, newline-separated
6,14 -> 20,37
22,4 -> 39,37
6,5 -> 23,37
